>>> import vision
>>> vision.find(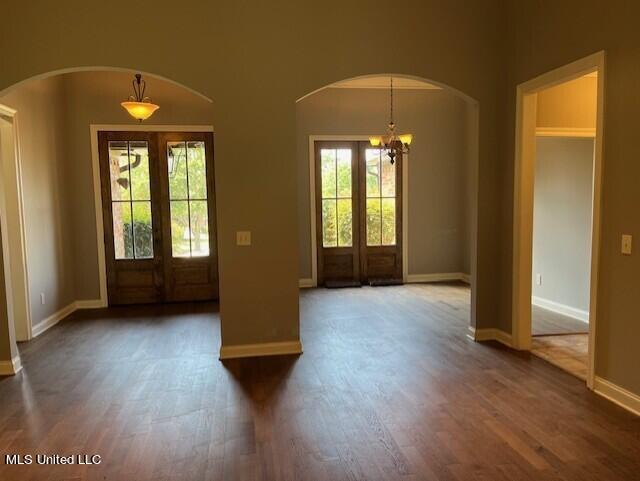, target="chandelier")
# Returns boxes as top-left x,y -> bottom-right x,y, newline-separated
369,76 -> 413,164
121,73 -> 159,121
